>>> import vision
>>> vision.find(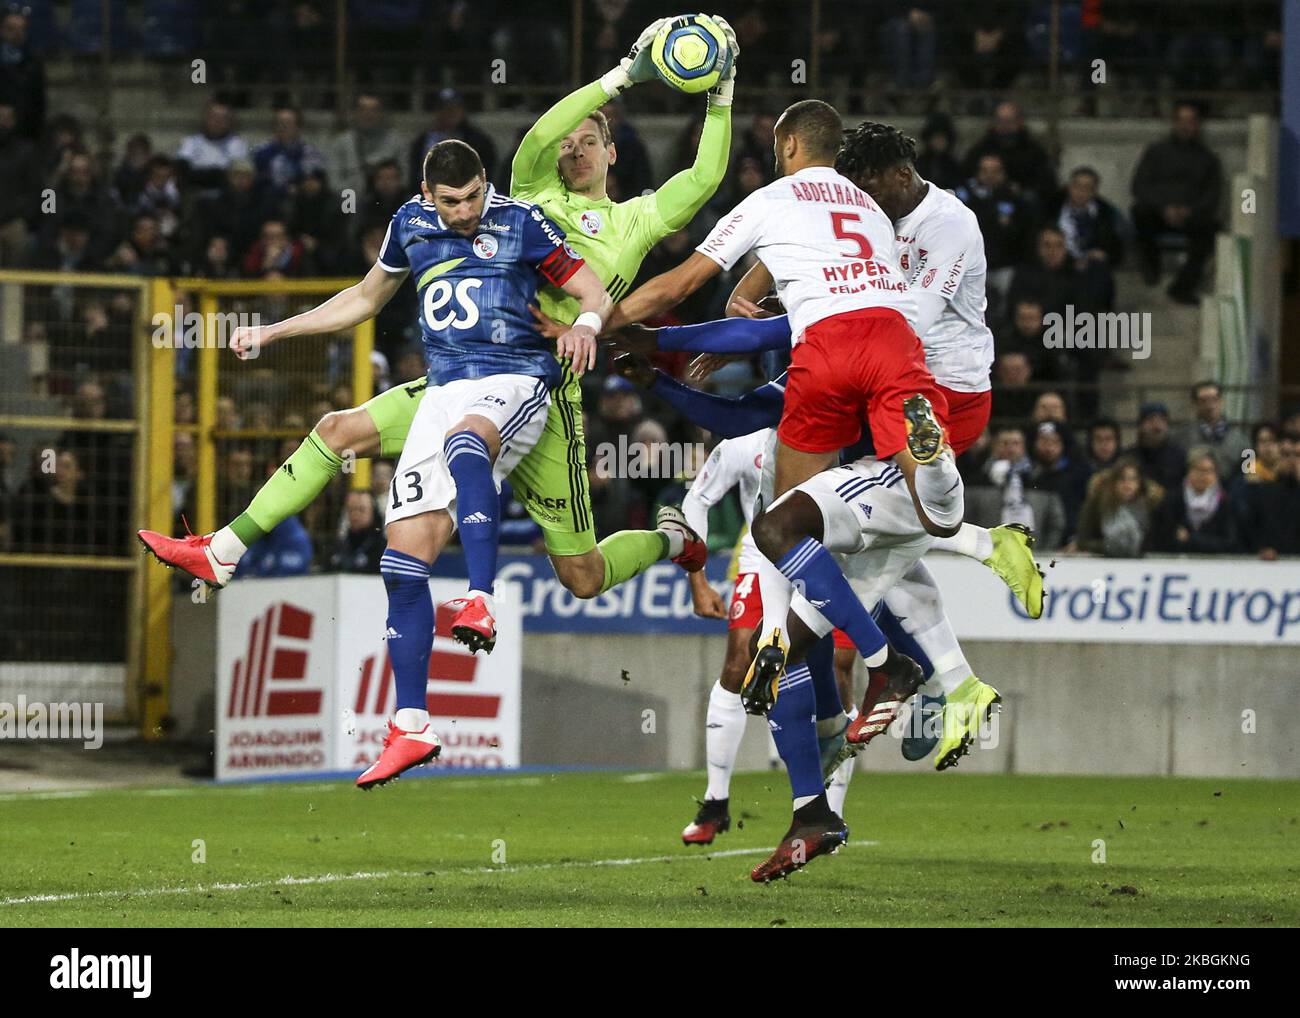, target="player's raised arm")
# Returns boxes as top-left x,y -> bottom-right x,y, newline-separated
230,259 -> 407,359
509,18 -> 667,198
605,251 -> 723,330
650,17 -> 738,232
